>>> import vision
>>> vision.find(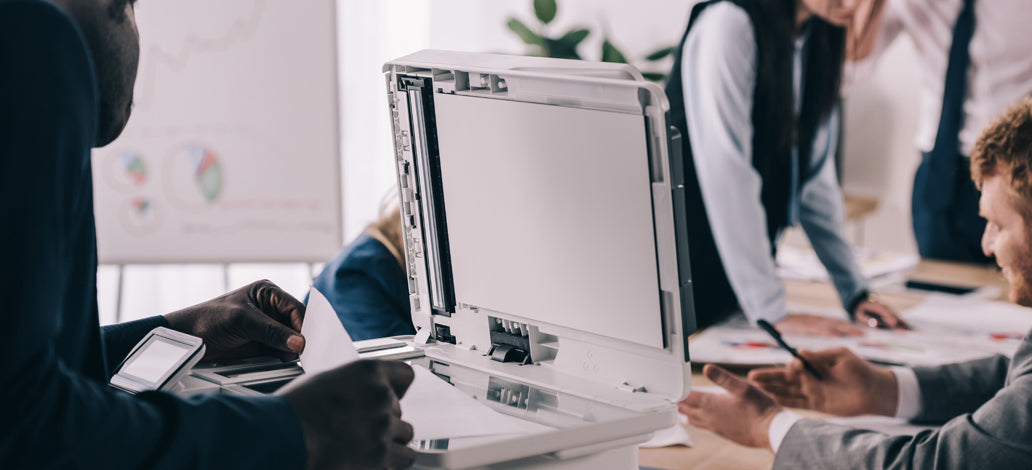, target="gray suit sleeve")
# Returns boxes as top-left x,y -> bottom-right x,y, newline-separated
911,354 -> 1010,423
774,410 -> 1032,470
773,339 -> 1032,469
